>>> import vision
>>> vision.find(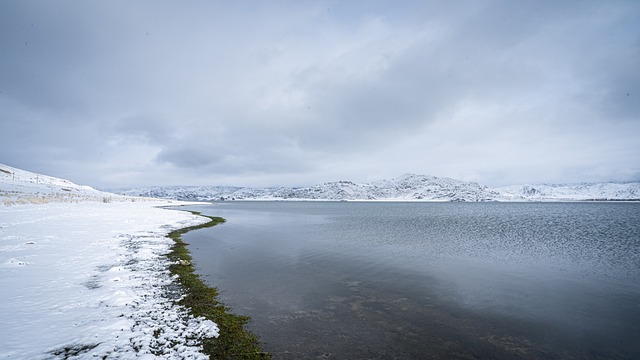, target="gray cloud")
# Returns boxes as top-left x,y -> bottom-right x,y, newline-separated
1,0 -> 639,187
